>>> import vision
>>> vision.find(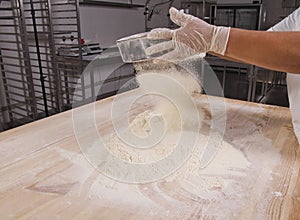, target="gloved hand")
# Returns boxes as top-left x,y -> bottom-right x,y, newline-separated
146,7 -> 231,60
